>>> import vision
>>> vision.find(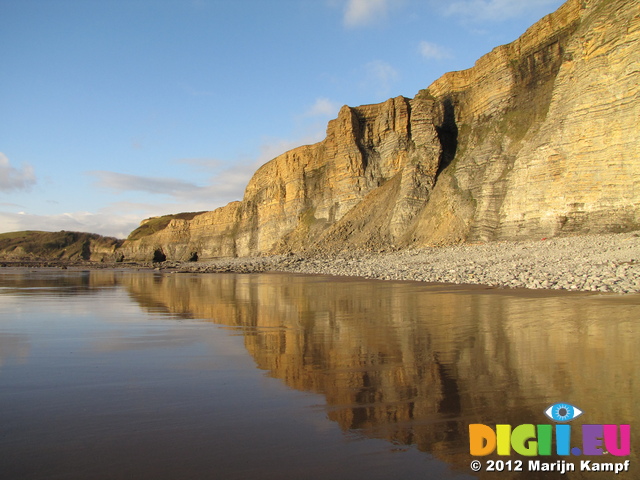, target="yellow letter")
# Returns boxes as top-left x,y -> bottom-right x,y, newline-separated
496,424 -> 512,455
